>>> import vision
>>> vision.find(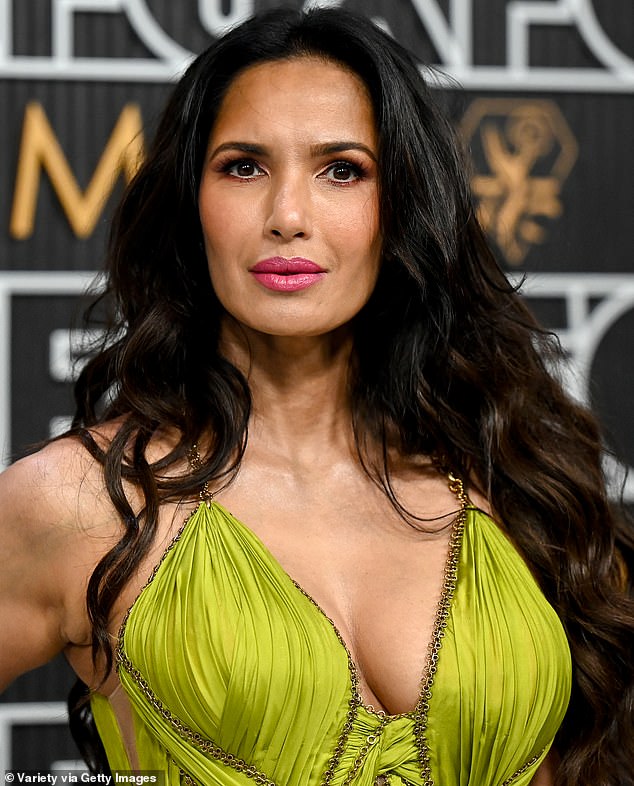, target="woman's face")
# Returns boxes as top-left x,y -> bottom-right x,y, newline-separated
198,56 -> 381,339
